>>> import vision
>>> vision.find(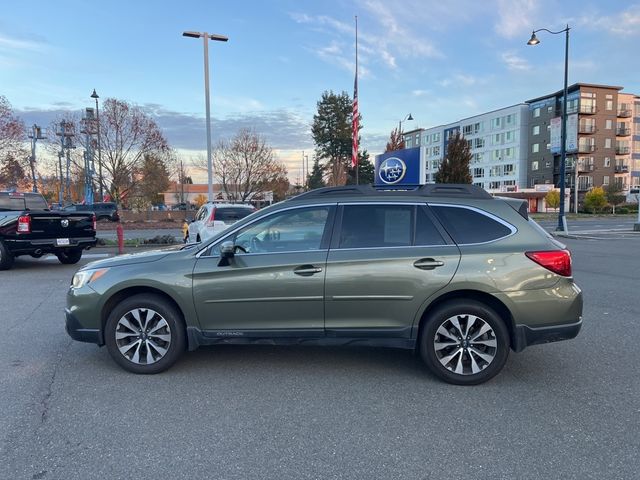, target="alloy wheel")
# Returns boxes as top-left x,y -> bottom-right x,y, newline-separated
115,308 -> 172,365
433,314 -> 498,375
